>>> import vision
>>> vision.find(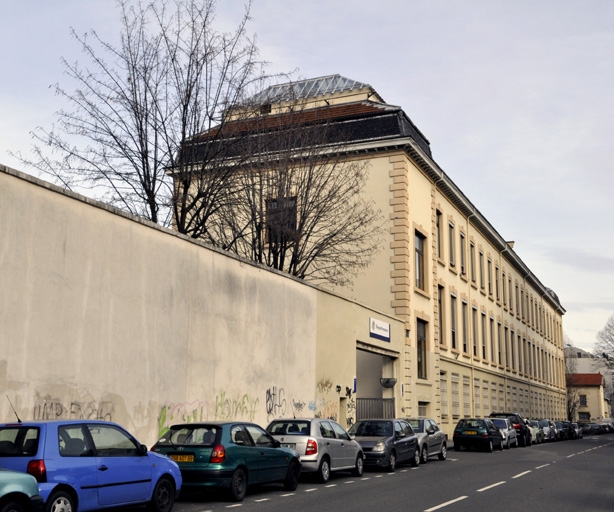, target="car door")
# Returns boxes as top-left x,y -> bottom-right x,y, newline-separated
393,421 -> 411,463
330,421 -> 356,468
87,423 -> 152,507
244,424 -> 289,482
319,420 -> 344,469
425,419 -> 443,454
